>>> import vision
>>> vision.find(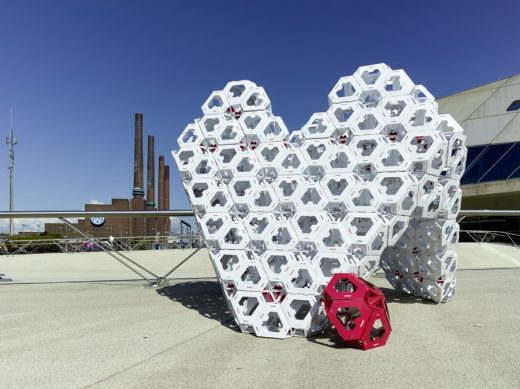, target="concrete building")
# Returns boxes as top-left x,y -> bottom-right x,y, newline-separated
44,113 -> 171,239
438,73 -> 520,231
